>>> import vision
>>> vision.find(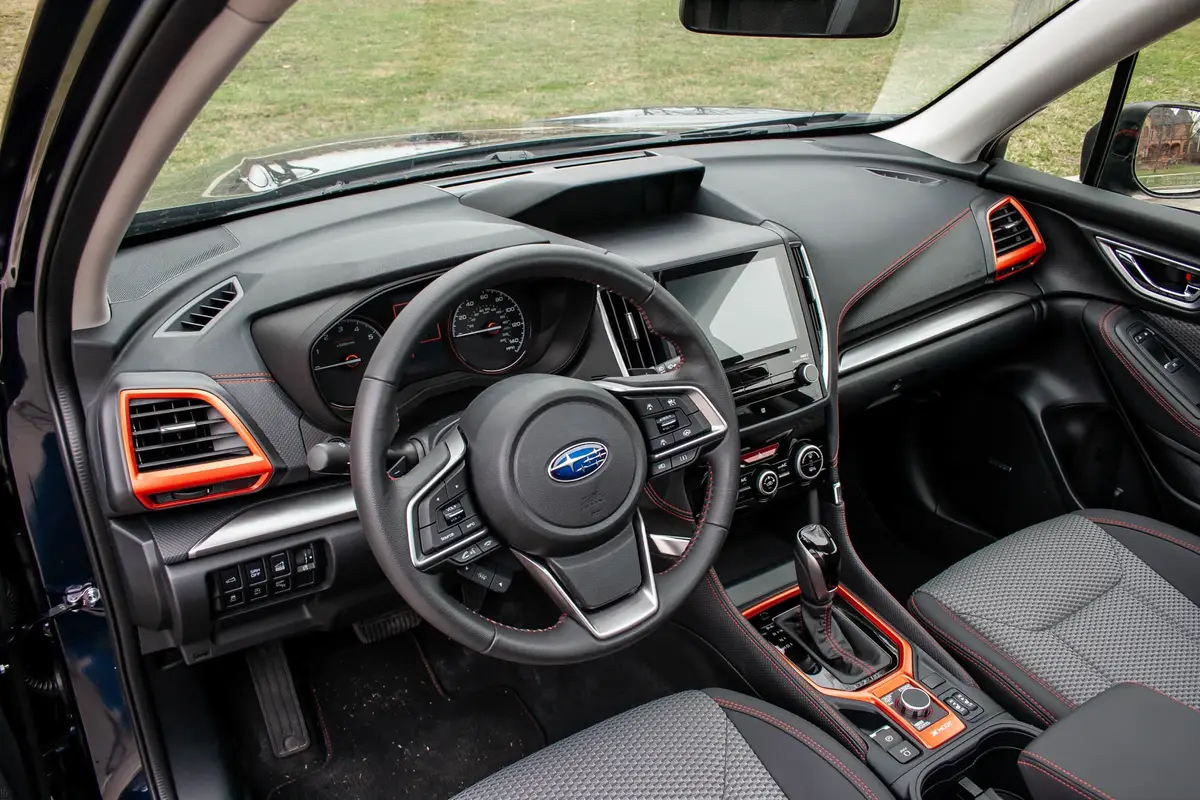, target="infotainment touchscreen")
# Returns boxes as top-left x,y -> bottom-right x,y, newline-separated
662,250 -> 804,366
